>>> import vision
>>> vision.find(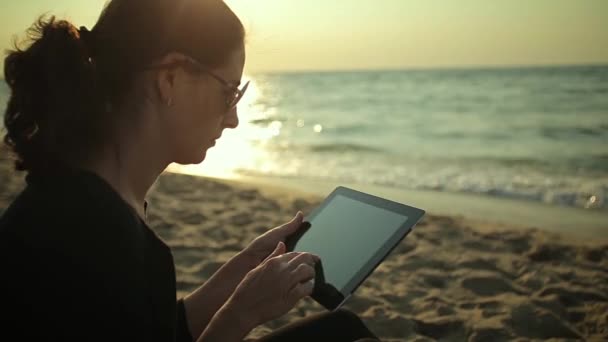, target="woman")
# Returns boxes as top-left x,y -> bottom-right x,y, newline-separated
0,0 -> 380,341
